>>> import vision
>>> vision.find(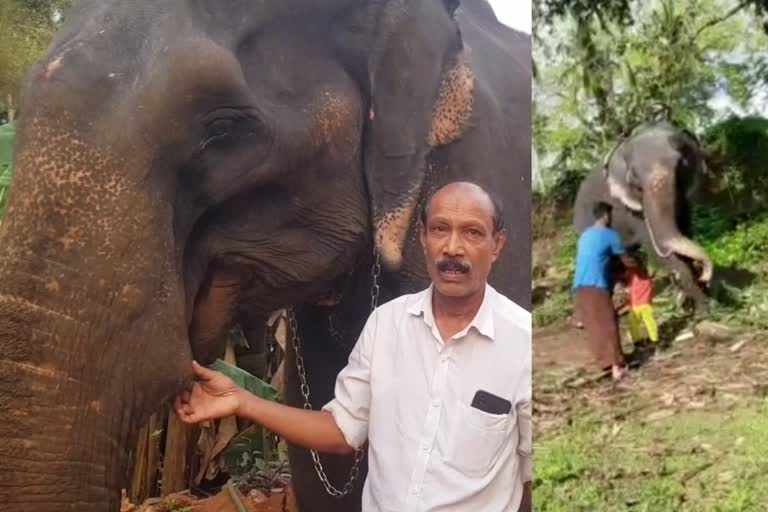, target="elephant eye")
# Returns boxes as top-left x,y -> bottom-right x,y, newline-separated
200,107 -> 268,153
202,118 -> 237,149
